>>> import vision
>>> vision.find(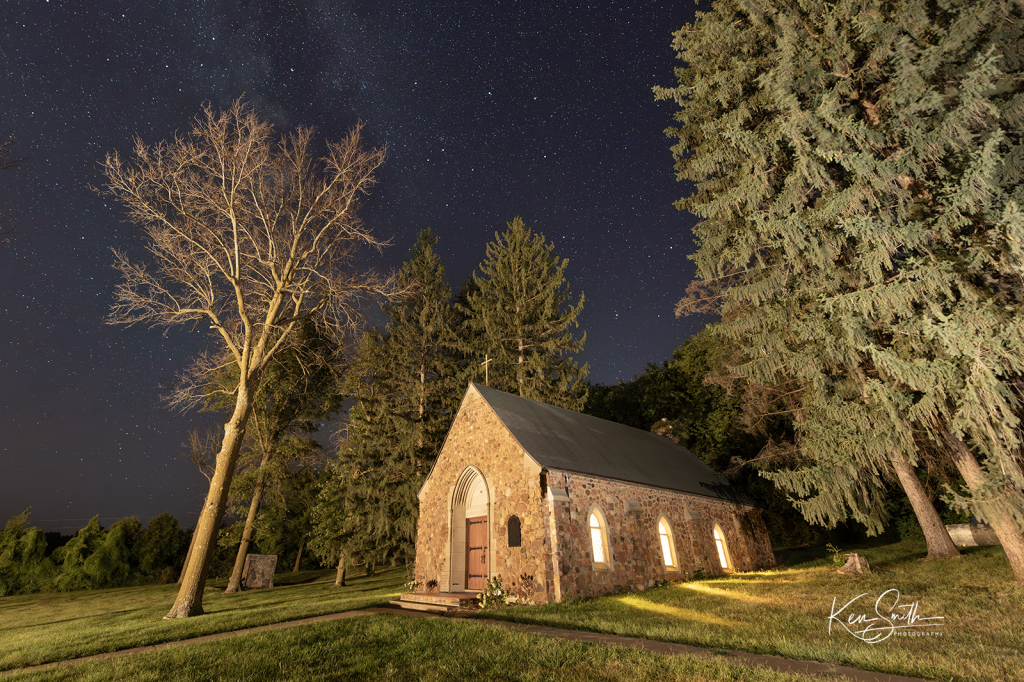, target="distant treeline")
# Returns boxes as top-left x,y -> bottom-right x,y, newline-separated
0,509 -> 191,596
